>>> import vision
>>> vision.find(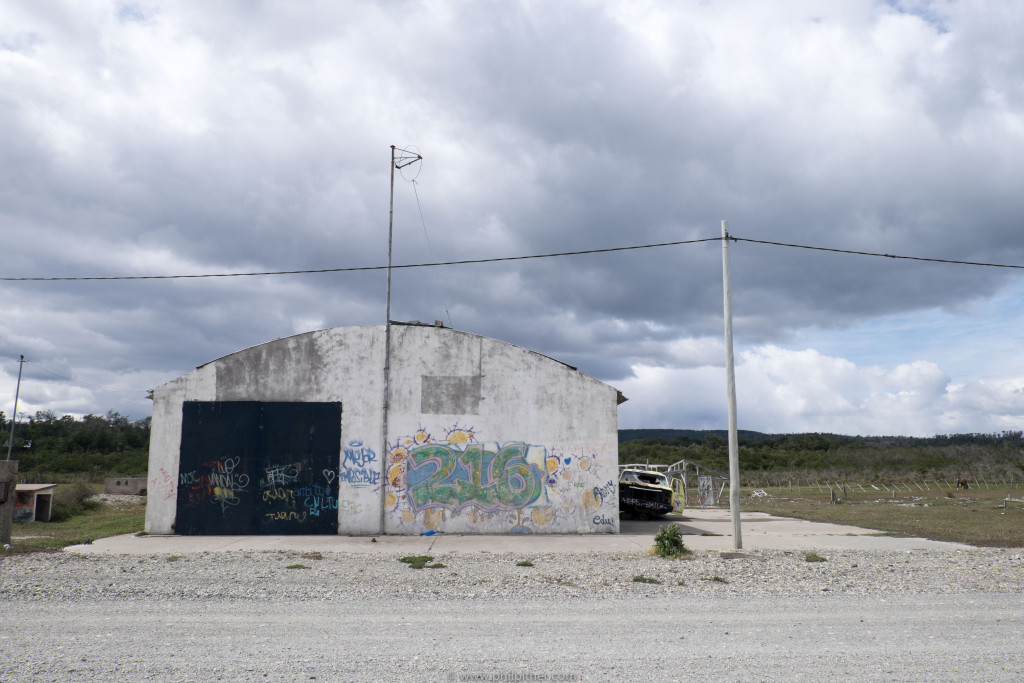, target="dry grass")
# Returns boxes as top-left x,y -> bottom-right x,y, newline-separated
743,487 -> 1024,547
